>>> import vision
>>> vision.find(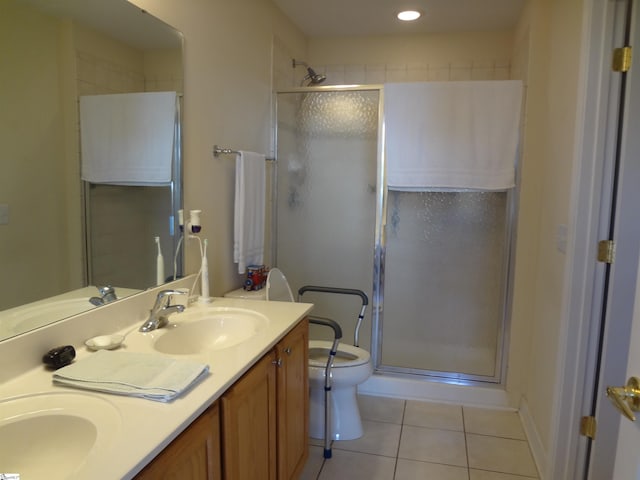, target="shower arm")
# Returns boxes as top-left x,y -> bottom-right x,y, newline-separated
292,59 -> 327,86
